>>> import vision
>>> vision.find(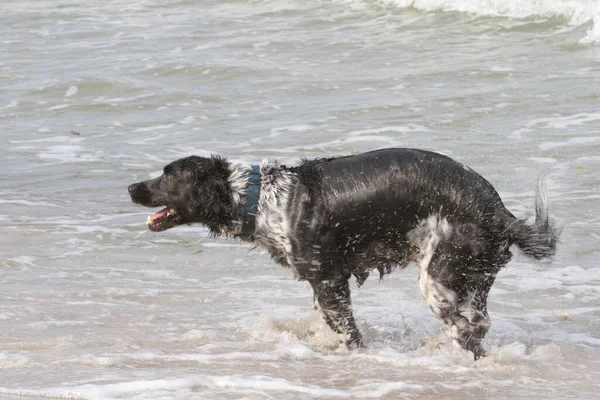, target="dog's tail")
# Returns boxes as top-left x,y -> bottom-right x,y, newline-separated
507,178 -> 559,260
